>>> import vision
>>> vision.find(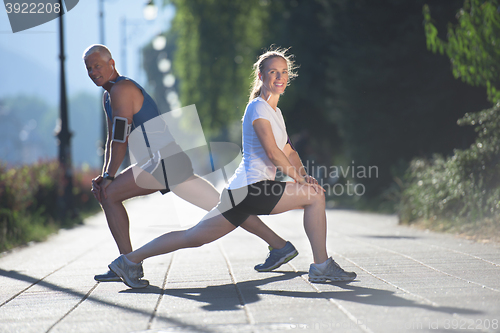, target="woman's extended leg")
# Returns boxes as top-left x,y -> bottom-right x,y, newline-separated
125,209 -> 236,264
109,210 -> 236,288
172,174 -> 286,249
270,182 -> 328,264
